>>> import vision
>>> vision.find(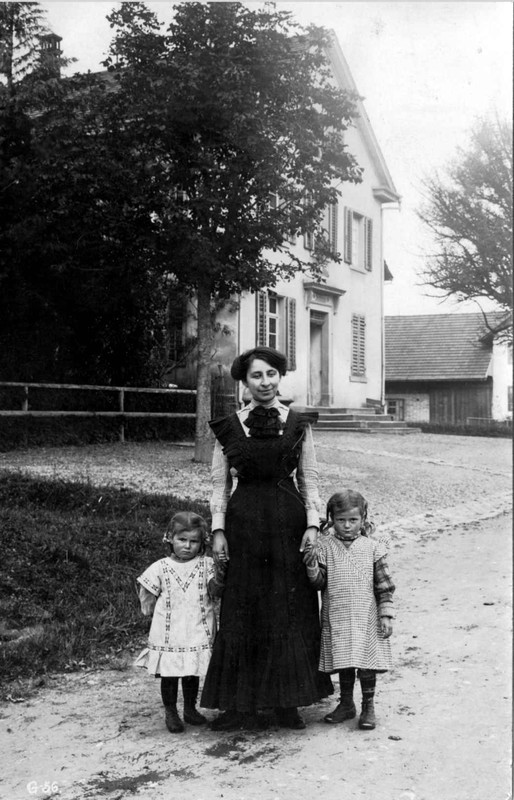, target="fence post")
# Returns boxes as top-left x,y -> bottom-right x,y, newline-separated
119,388 -> 125,443
22,386 -> 29,448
